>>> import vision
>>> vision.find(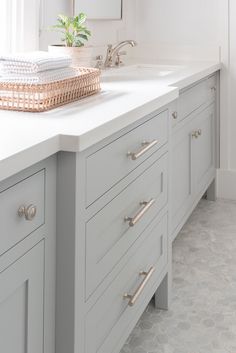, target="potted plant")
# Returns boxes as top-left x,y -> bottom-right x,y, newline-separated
48,13 -> 93,67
